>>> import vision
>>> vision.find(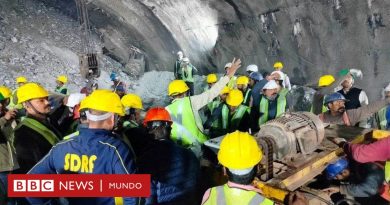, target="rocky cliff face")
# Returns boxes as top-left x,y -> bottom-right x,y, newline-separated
37,0 -> 390,100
